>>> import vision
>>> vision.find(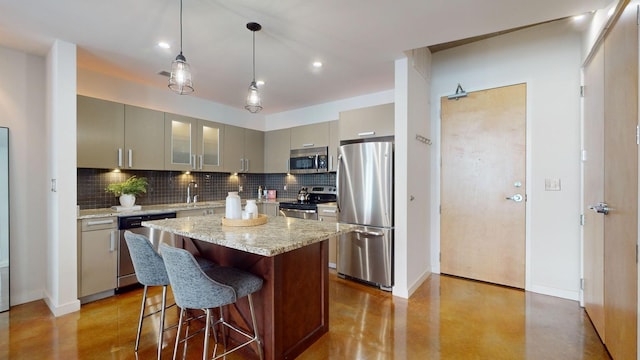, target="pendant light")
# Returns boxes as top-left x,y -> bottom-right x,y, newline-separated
245,22 -> 263,113
168,0 -> 194,95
